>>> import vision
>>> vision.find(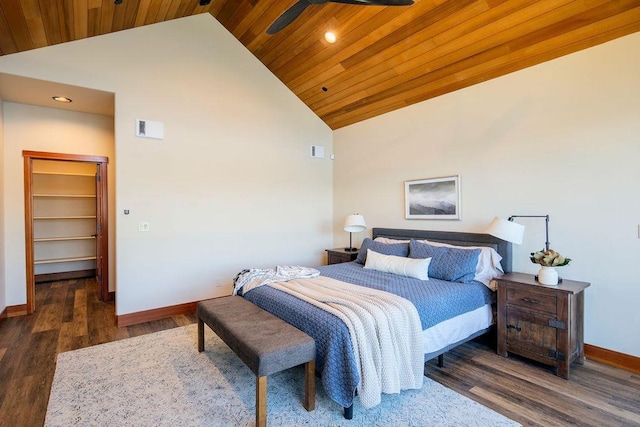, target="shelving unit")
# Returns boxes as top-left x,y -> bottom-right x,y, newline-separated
32,160 -> 98,282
